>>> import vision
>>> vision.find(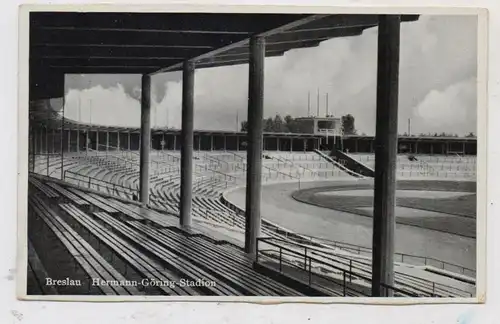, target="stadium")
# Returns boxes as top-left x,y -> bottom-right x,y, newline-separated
24,11 -> 478,298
